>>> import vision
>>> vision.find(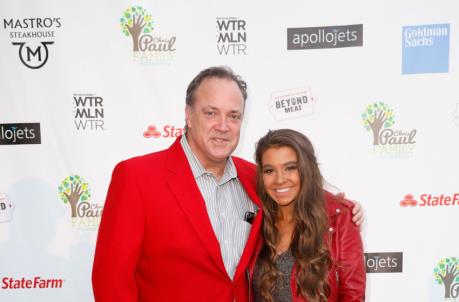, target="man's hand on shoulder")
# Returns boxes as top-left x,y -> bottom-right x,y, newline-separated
335,192 -> 364,227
